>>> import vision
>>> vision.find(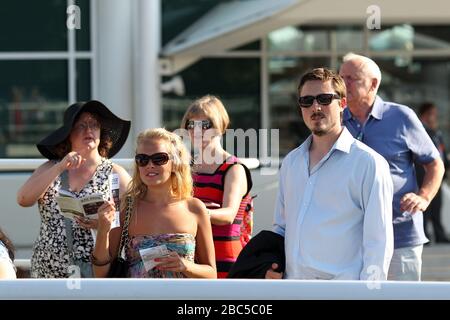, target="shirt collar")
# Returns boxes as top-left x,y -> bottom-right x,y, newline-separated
343,95 -> 384,122
370,95 -> 384,120
333,127 -> 353,154
301,127 -> 353,155
300,134 -> 313,154
343,107 -> 352,122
